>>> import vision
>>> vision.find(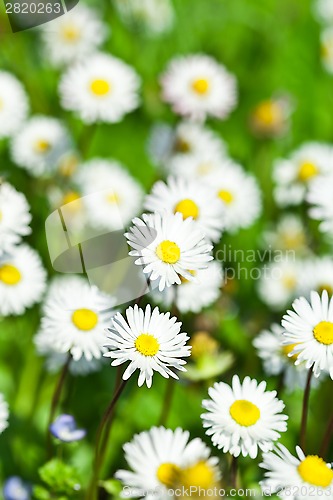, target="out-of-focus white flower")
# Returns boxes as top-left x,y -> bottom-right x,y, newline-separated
0,244 -> 46,316
0,182 -> 31,258
59,53 -> 140,124
262,214 -> 308,254
11,116 -> 71,177
114,0 -> 175,37
161,54 -> 237,121
0,72 -> 29,139
315,0 -> 333,24
41,5 -> 108,67
273,143 -> 333,207
297,257 -> 333,298
0,394 -> 9,434
307,173 -> 333,237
